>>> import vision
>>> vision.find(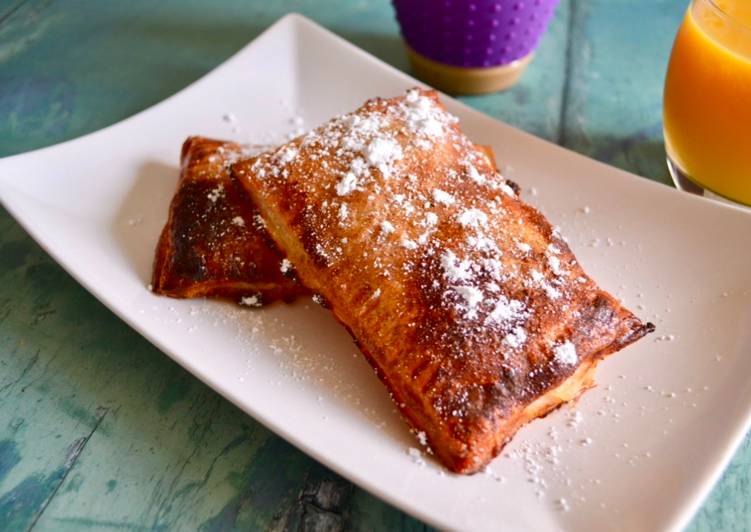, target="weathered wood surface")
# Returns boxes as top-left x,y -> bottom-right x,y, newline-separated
0,0 -> 746,530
